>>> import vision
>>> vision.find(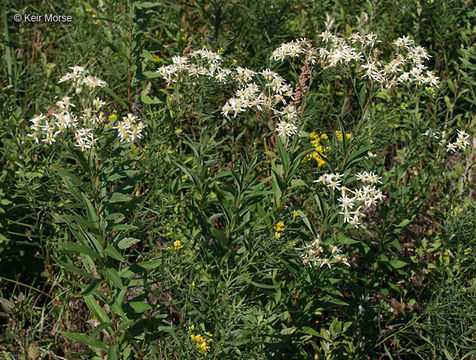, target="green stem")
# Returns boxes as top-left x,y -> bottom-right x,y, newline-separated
340,84 -> 377,171
0,275 -> 52,298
